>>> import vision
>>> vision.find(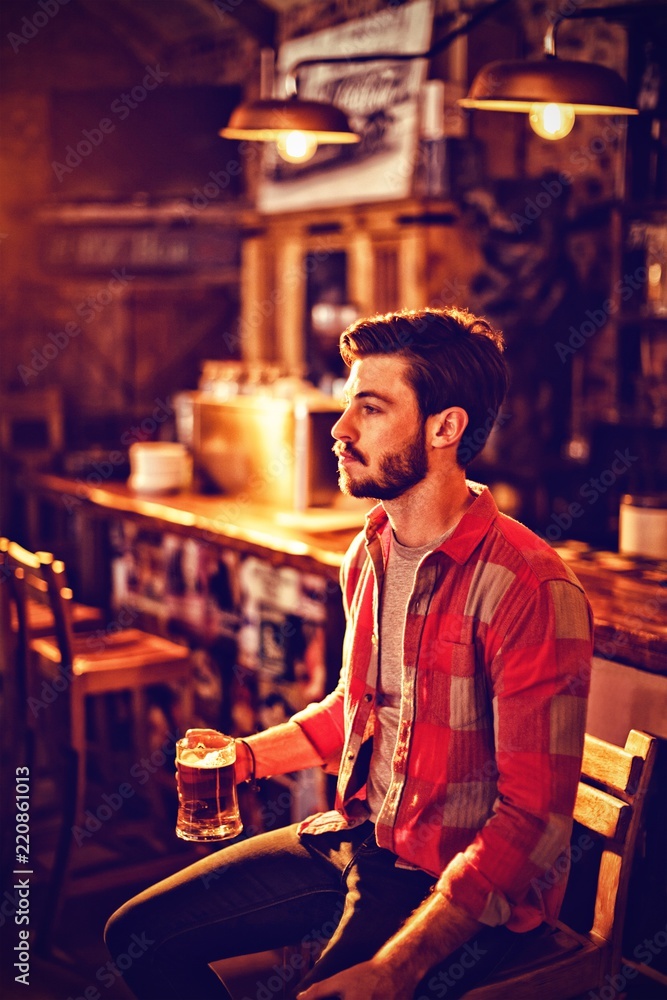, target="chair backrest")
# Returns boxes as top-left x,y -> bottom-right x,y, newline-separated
572,729 -> 657,976
6,539 -> 77,678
